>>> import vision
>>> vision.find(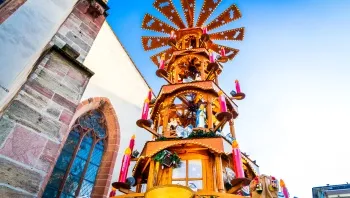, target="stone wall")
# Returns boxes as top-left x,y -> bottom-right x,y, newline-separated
0,47 -> 93,197
0,0 -> 27,24
0,0 -> 108,197
51,0 -> 108,63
